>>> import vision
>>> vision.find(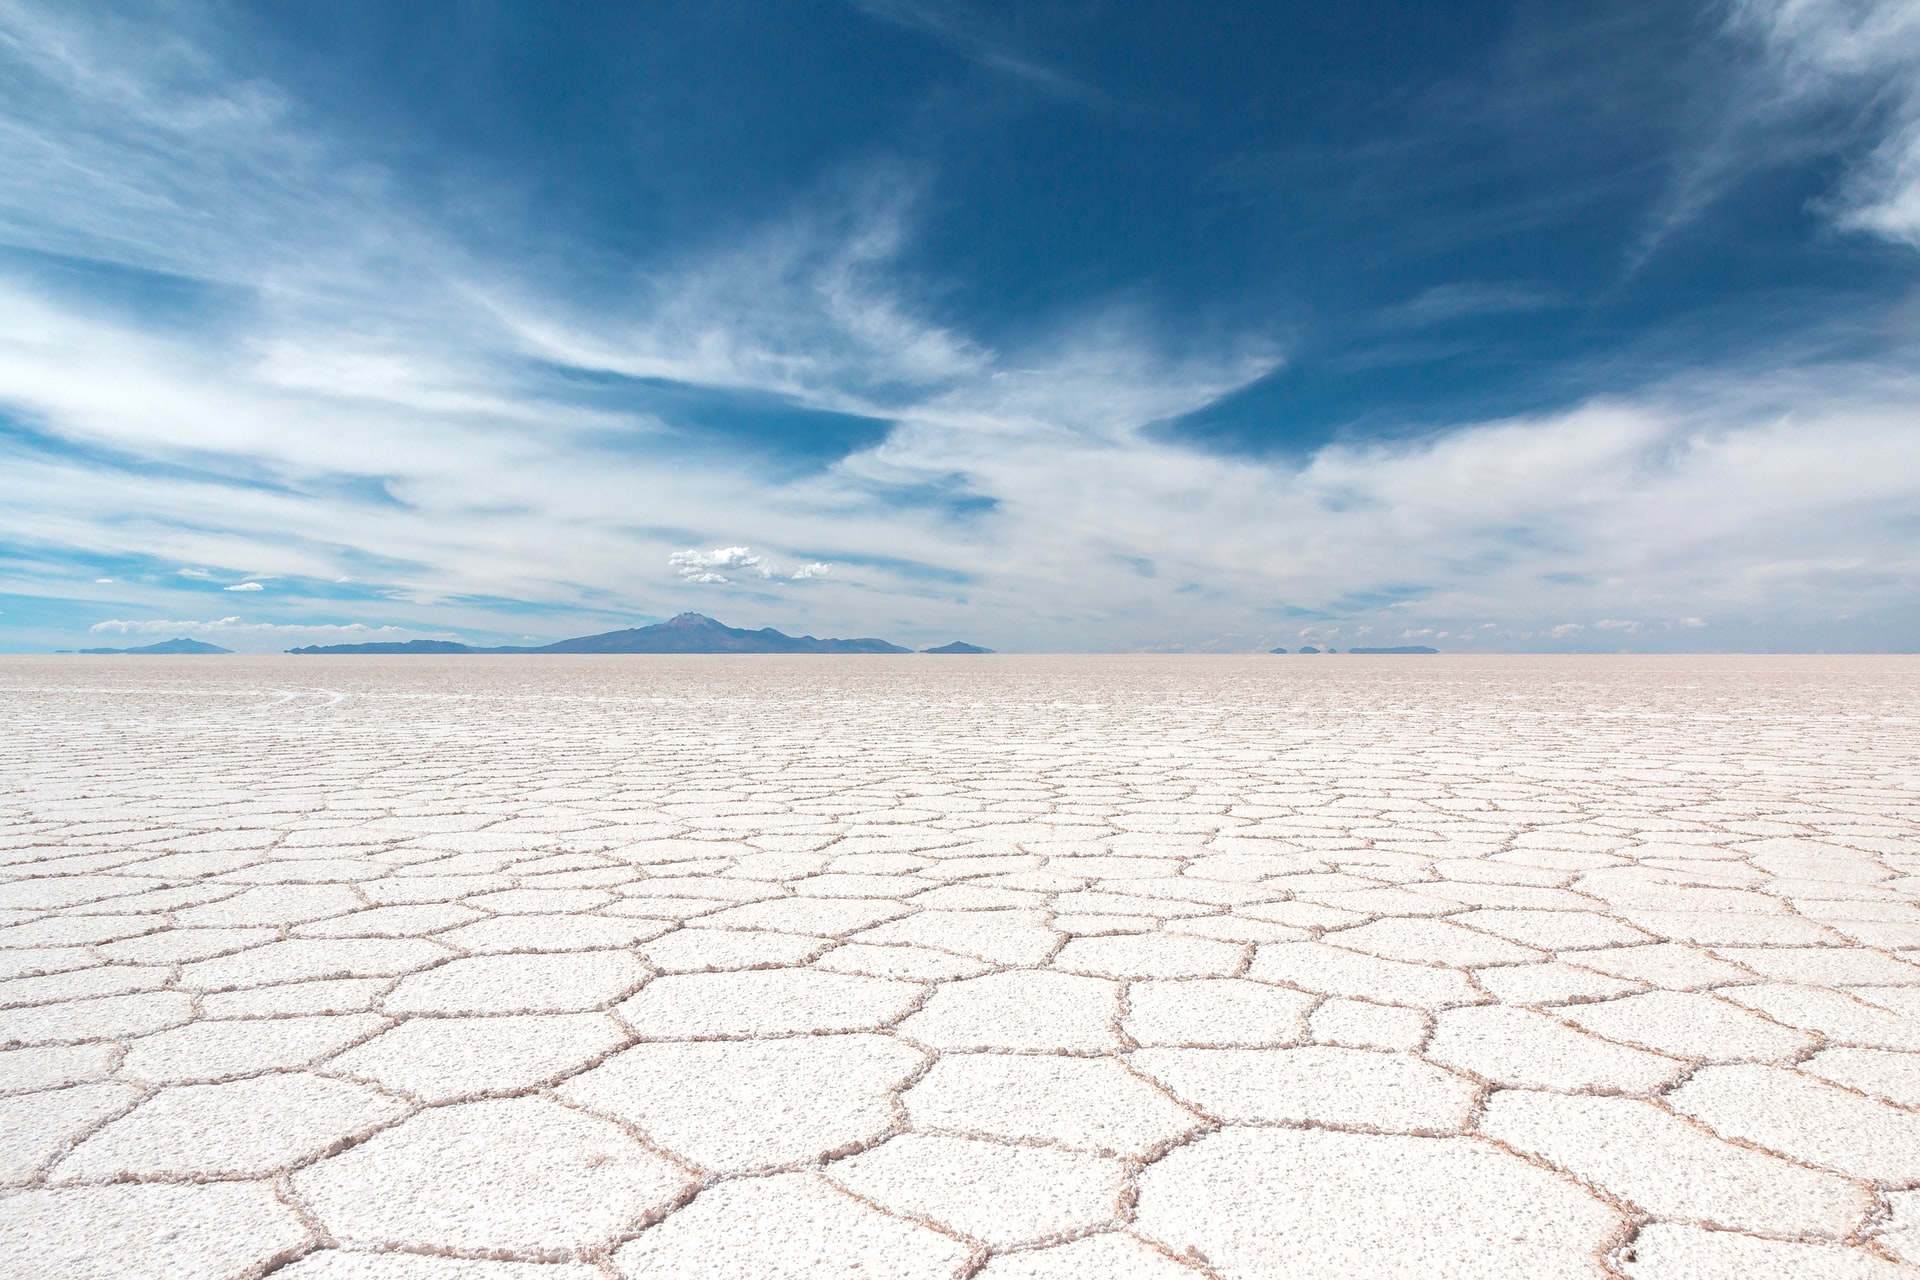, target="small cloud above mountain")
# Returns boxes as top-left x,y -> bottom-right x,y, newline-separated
671,547 -> 771,582
671,547 -> 832,584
